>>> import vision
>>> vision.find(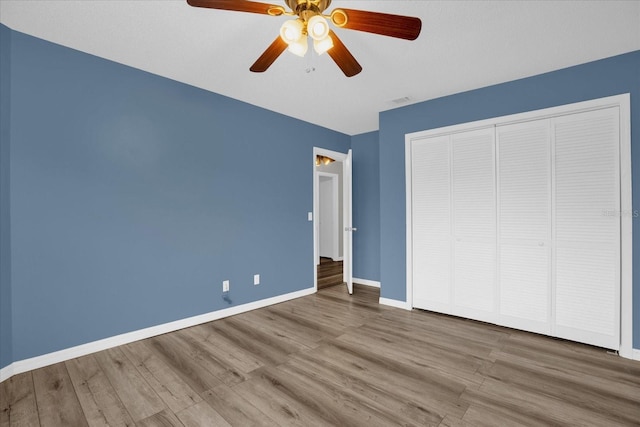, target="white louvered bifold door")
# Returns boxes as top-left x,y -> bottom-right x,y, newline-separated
497,120 -> 552,335
451,128 -> 497,323
411,135 -> 452,313
552,107 -> 620,350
